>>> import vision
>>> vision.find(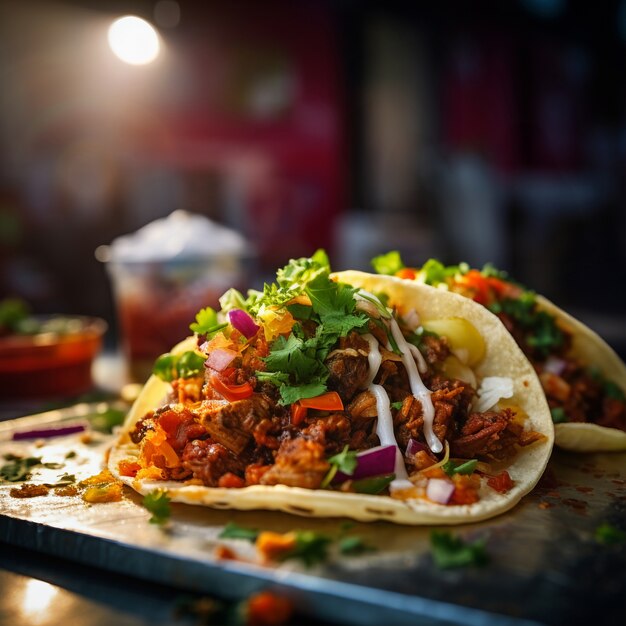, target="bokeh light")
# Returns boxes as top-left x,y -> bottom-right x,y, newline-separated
107,15 -> 160,65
